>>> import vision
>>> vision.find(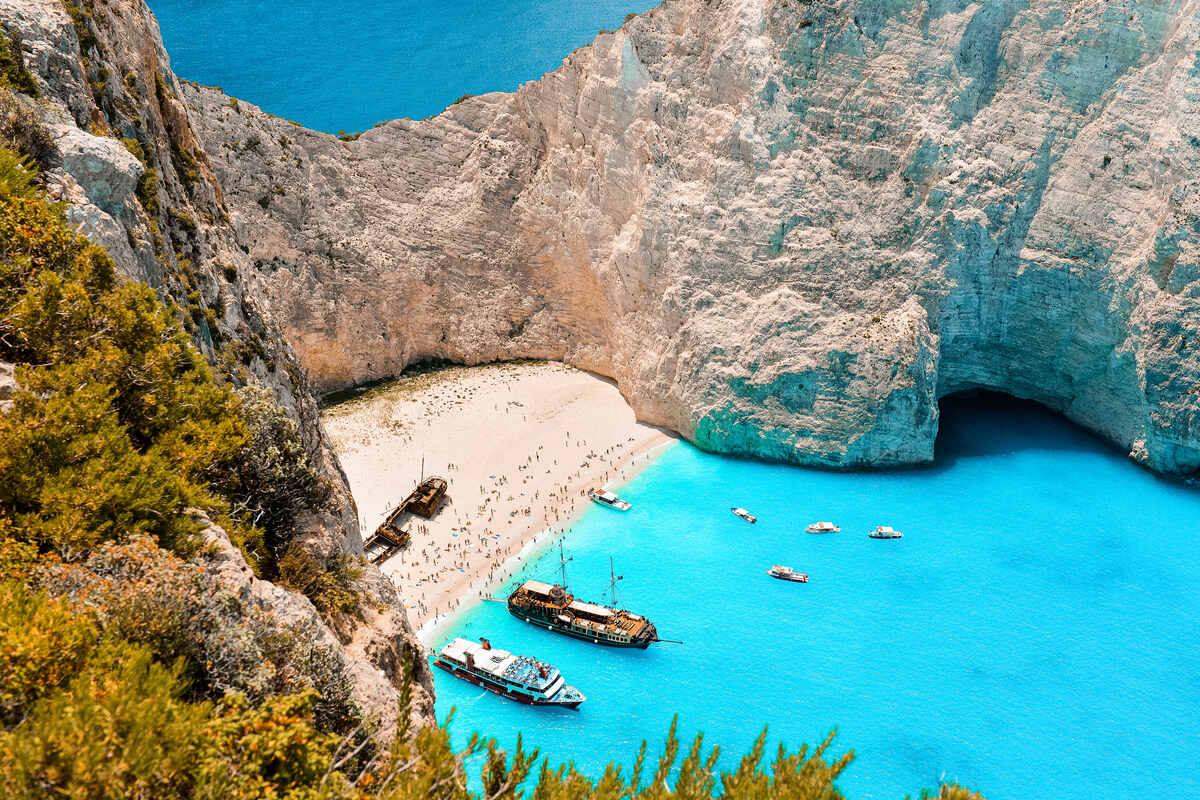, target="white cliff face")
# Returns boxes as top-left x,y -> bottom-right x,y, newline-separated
182,0 -> 1200,476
